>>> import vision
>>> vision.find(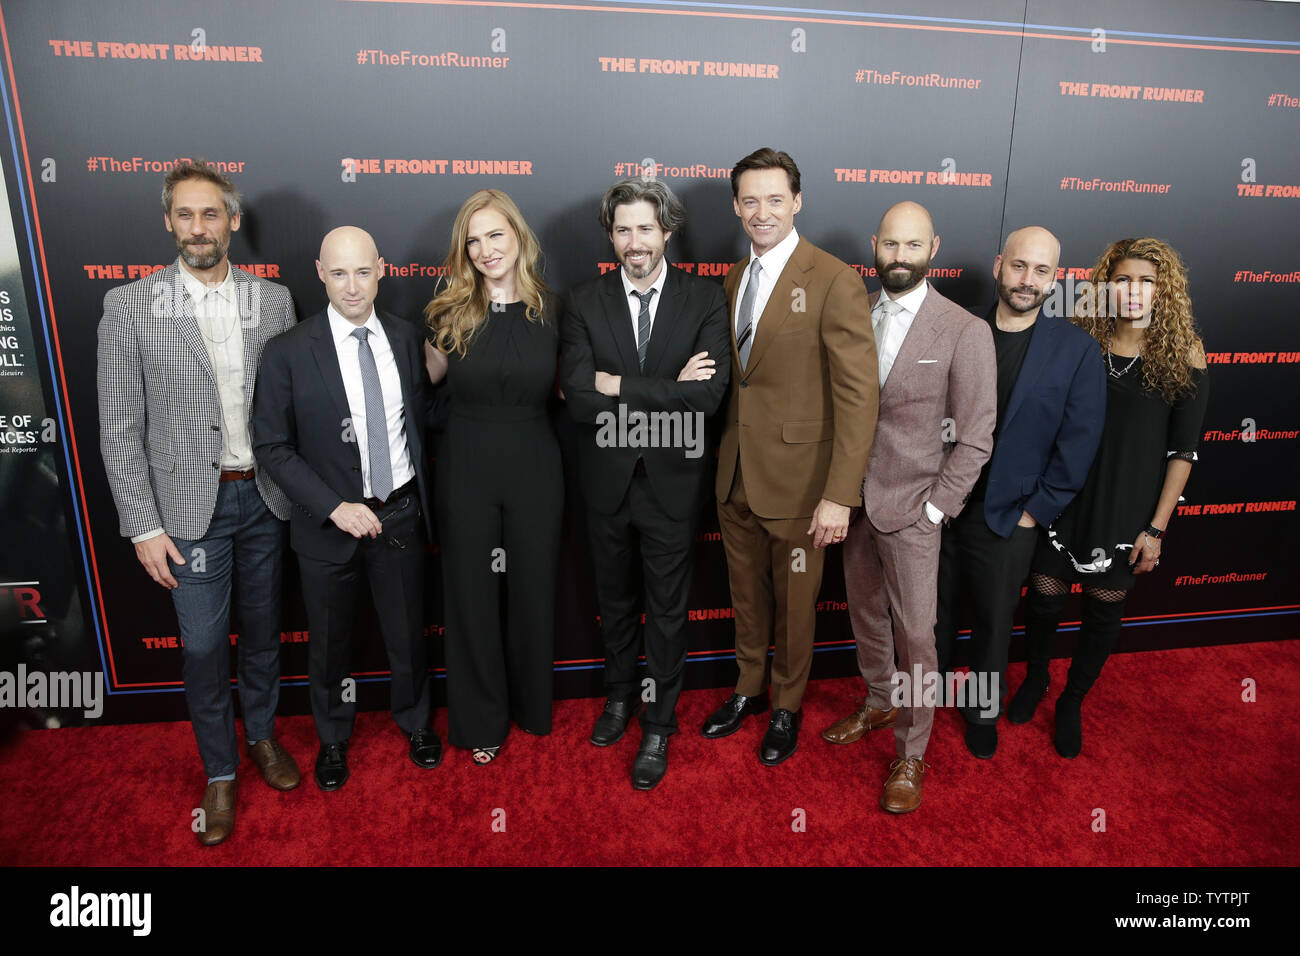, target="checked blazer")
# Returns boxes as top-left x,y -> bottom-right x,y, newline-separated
97,259 -> 295,541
